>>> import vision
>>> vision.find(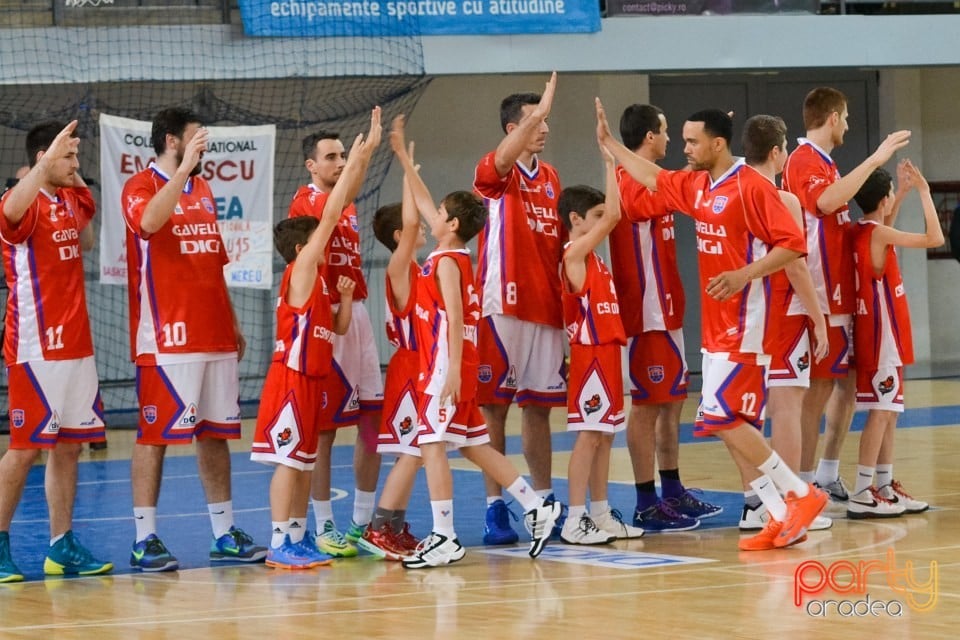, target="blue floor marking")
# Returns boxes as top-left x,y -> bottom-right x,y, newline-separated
6,402 -> 959,581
